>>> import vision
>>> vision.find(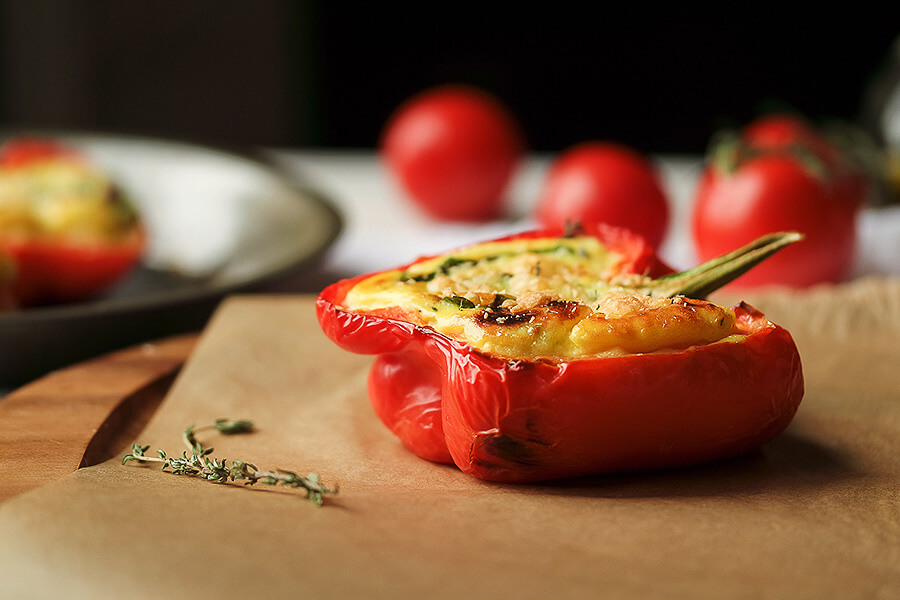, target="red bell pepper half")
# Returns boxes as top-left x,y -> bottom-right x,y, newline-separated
0,137 -> 145,307
0,229 -> 145,306
317,224 -> 804,483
